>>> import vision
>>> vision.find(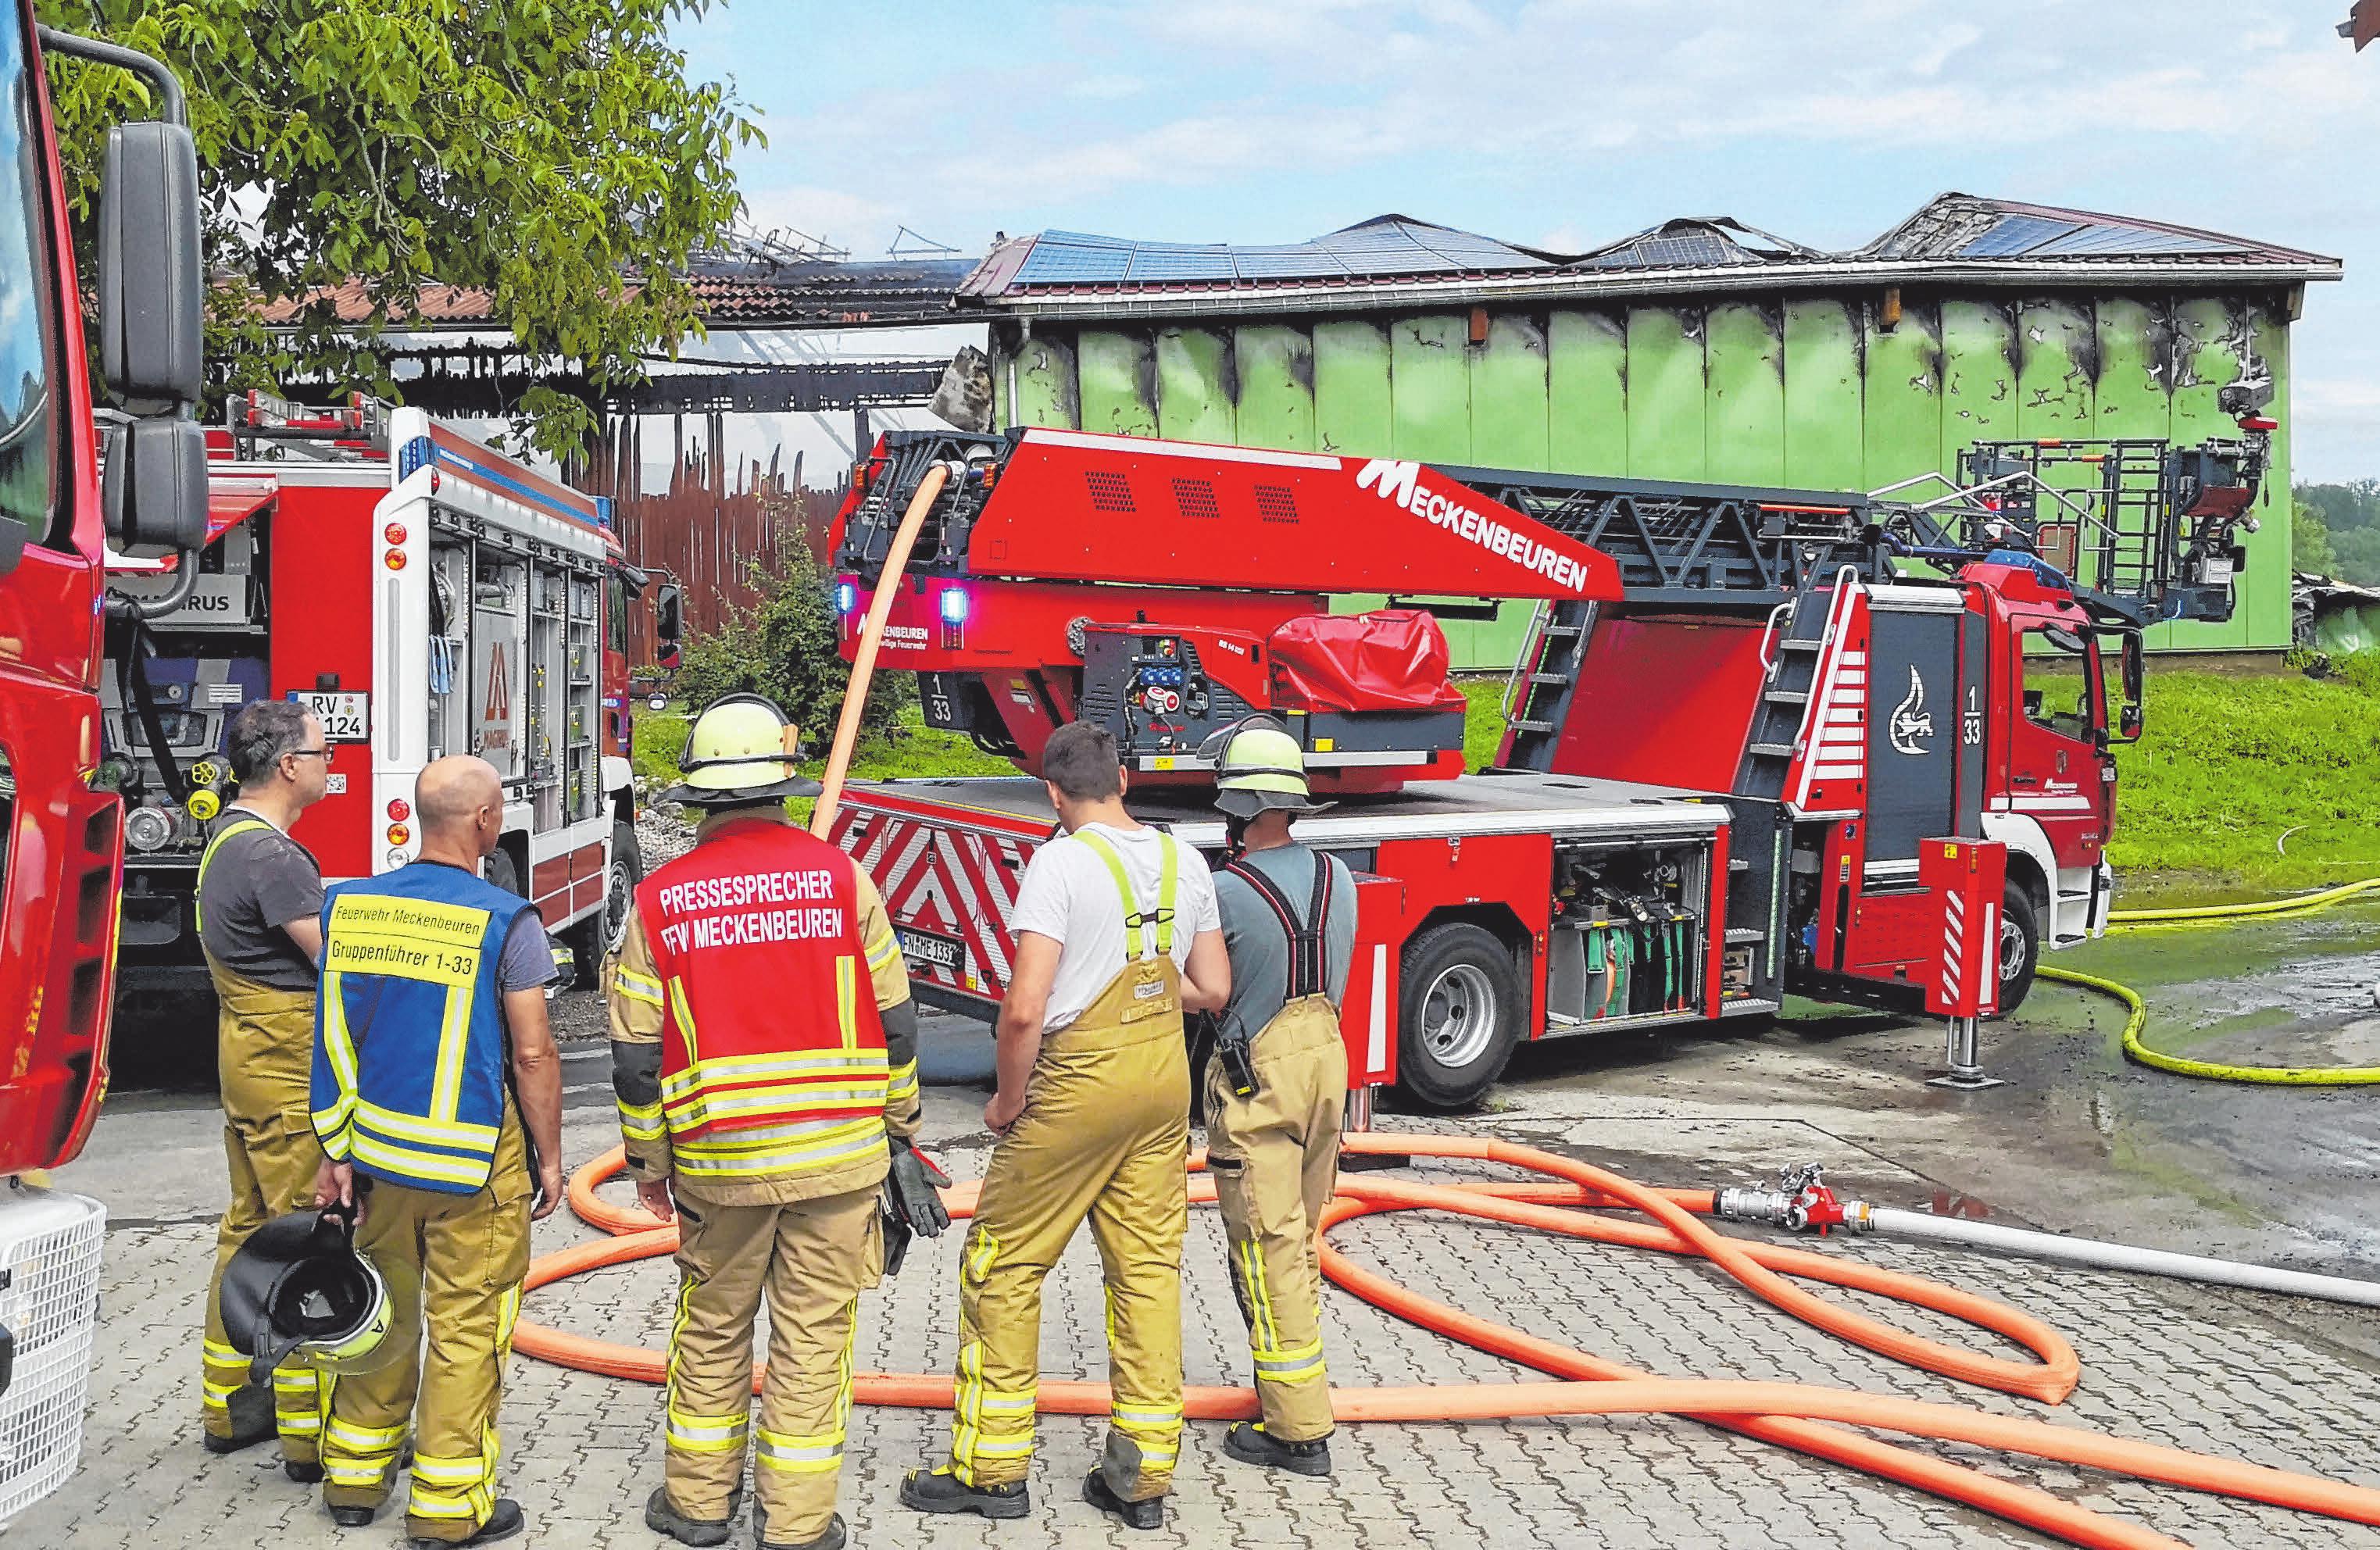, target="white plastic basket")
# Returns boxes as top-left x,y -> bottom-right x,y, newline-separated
0,1187 -> 105,1529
